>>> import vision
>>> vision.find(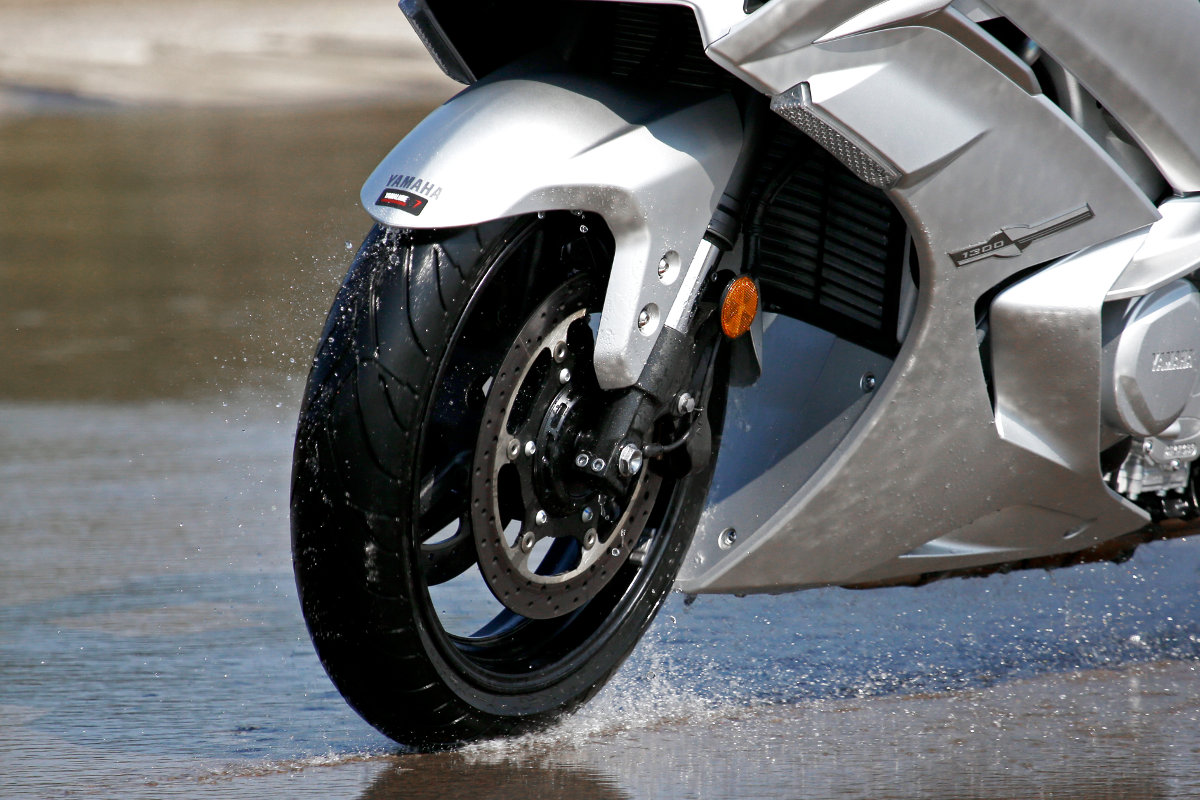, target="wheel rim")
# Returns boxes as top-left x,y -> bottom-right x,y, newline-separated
412,216 -> 686,687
